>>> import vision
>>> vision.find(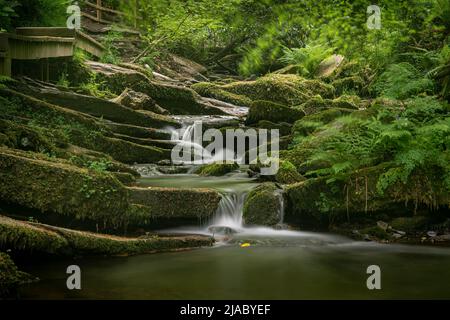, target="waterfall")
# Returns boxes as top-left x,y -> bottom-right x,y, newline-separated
211,192 -> 247,230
